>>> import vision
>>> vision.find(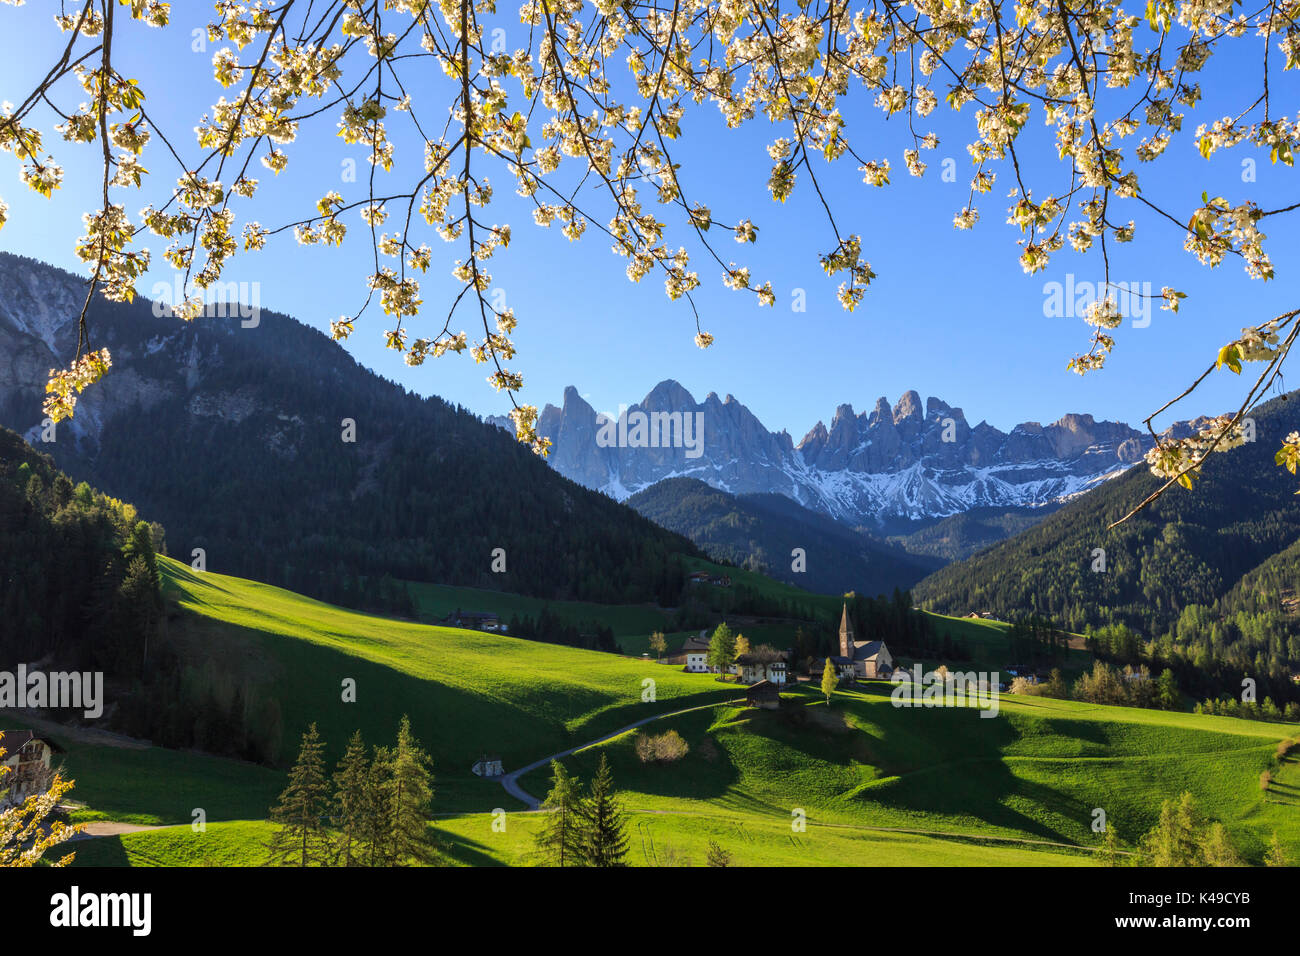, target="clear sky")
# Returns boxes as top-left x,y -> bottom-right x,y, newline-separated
1,4 -> 1296,439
